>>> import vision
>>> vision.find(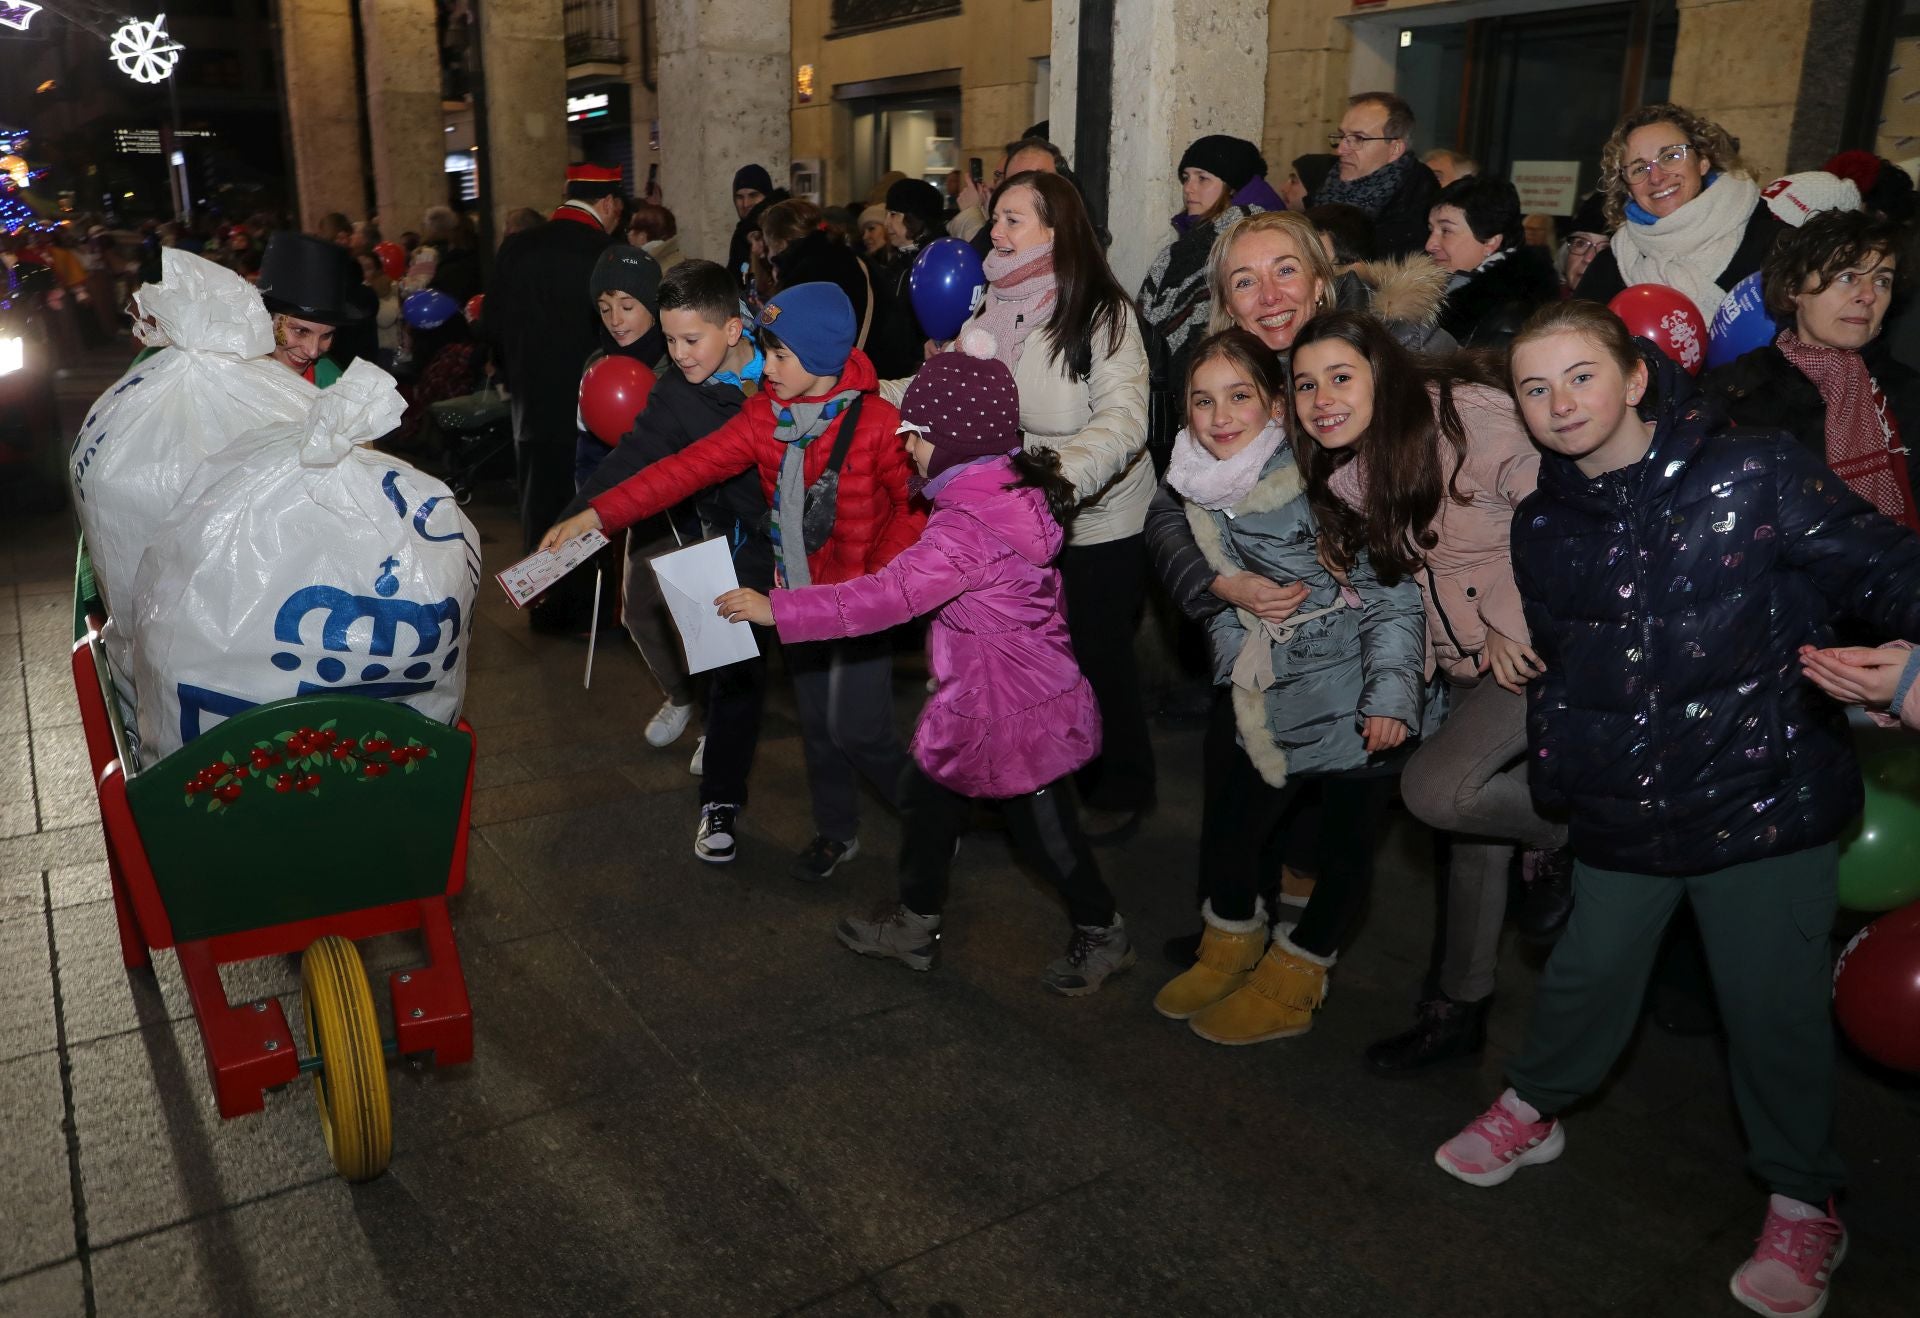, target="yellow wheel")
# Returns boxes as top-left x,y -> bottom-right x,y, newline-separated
300,935 -> 392,1181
